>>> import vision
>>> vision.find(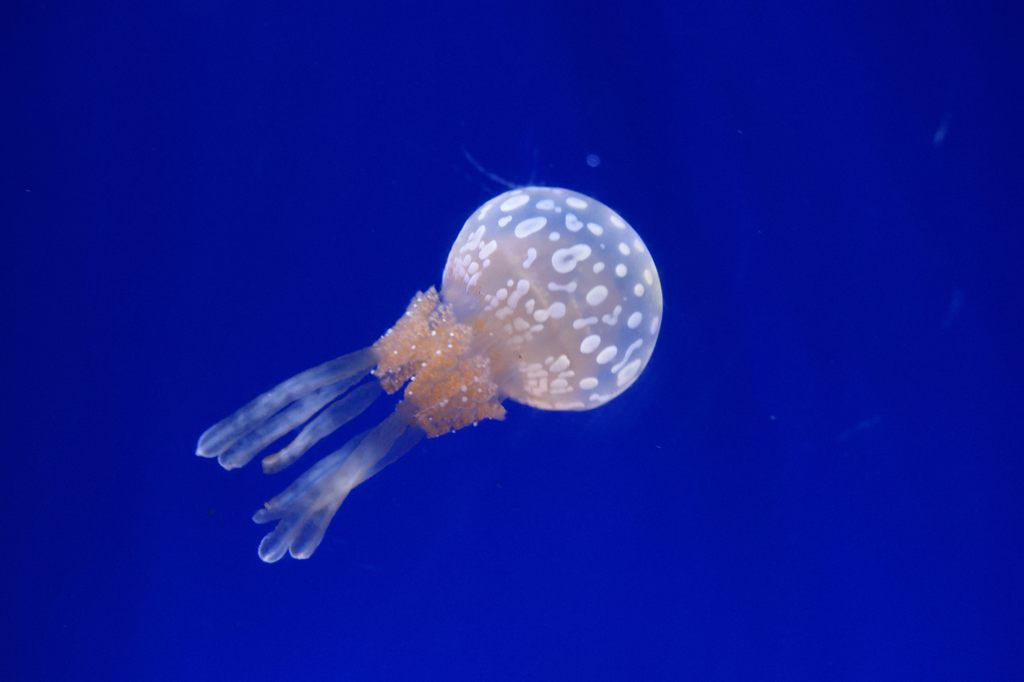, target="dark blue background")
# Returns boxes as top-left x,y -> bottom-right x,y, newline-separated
7,2 -> 1021,680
